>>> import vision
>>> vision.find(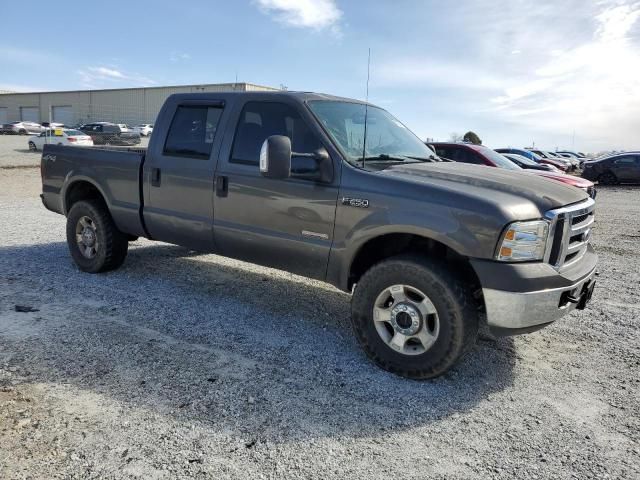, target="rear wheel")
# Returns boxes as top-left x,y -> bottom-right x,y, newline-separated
66,200 -> 128,273
351,255 -> 478,379
28,141 -> 37,152
598,171 -> 618,185
19,129 -> 27,135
